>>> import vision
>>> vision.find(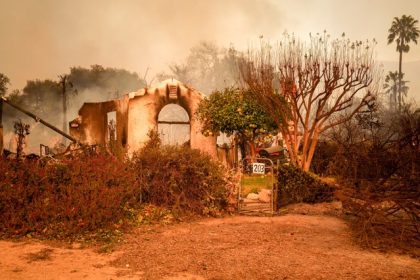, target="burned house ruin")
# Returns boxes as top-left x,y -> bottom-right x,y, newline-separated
69,79 -> 217,157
